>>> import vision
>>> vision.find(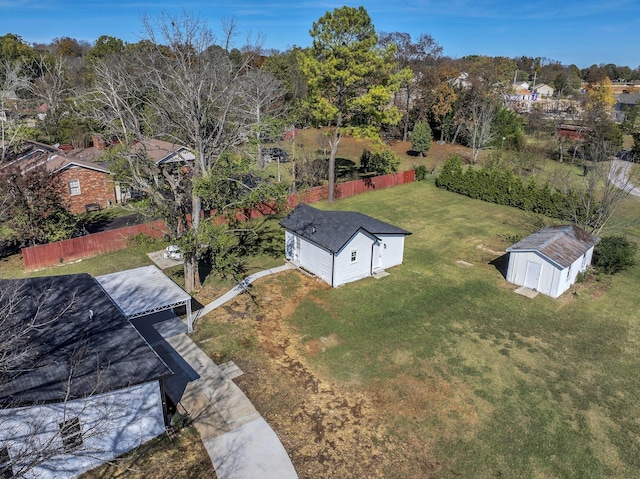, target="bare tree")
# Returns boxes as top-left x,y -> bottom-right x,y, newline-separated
378,32 -> 442,141
0,60 -> 32,160
32,56 -> 72,140
90,13 -> 283,292
467,96 -> 496,163
566,143 -> 635,235
237,68 -> 286,169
